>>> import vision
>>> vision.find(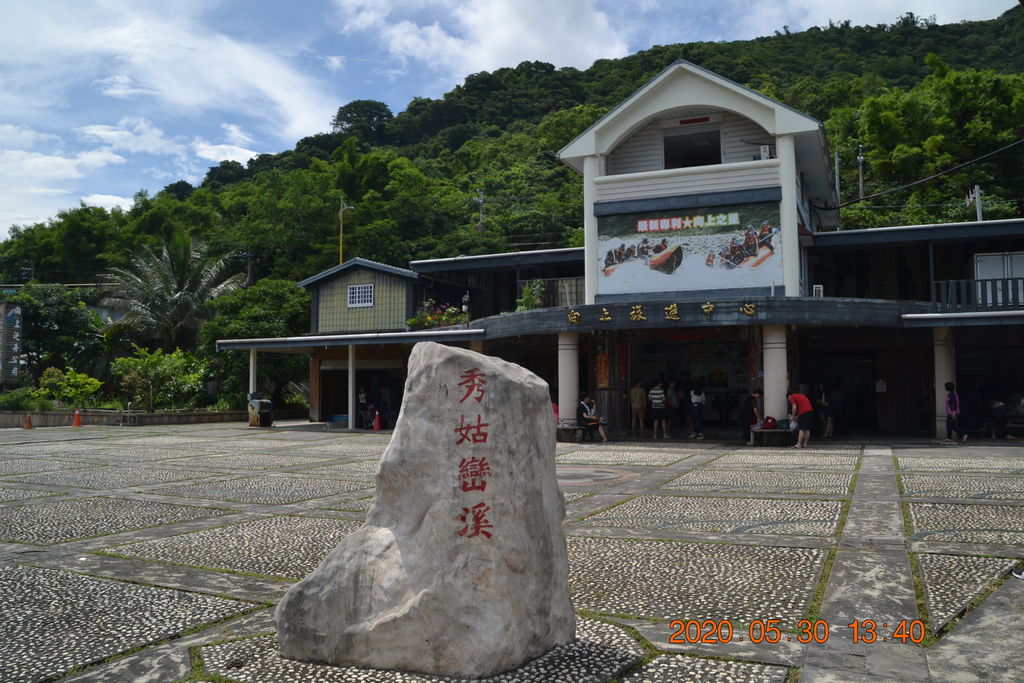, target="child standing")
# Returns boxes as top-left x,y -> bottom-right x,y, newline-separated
944,381 -> 968,444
